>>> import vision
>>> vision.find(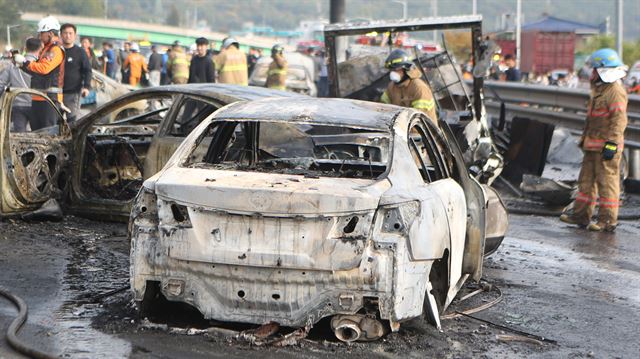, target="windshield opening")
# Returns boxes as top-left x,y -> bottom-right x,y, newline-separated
182,121 -> 391,179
